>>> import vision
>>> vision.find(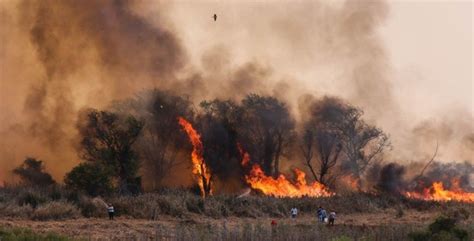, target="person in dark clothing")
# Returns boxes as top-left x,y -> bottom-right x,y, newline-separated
317,206 -> 323,221
328,211 -> 336,225
107,204 -> 115,220
320,208 -> 327,223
